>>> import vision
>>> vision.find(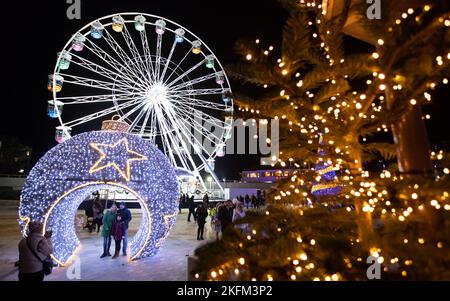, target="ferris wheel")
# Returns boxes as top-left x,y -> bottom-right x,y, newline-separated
47,13 -> 234,193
